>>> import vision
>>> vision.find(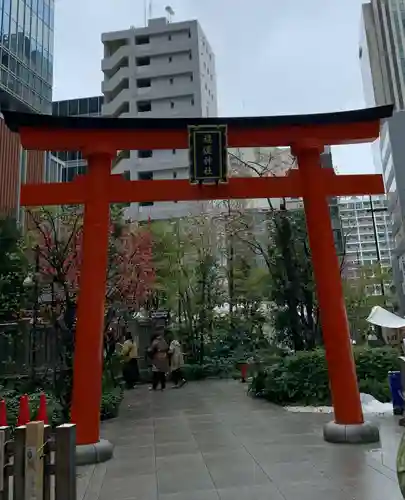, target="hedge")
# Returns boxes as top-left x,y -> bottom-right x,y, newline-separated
139,361 -> 240,384
249,347 -> 400,405
0,386 -> 124,427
